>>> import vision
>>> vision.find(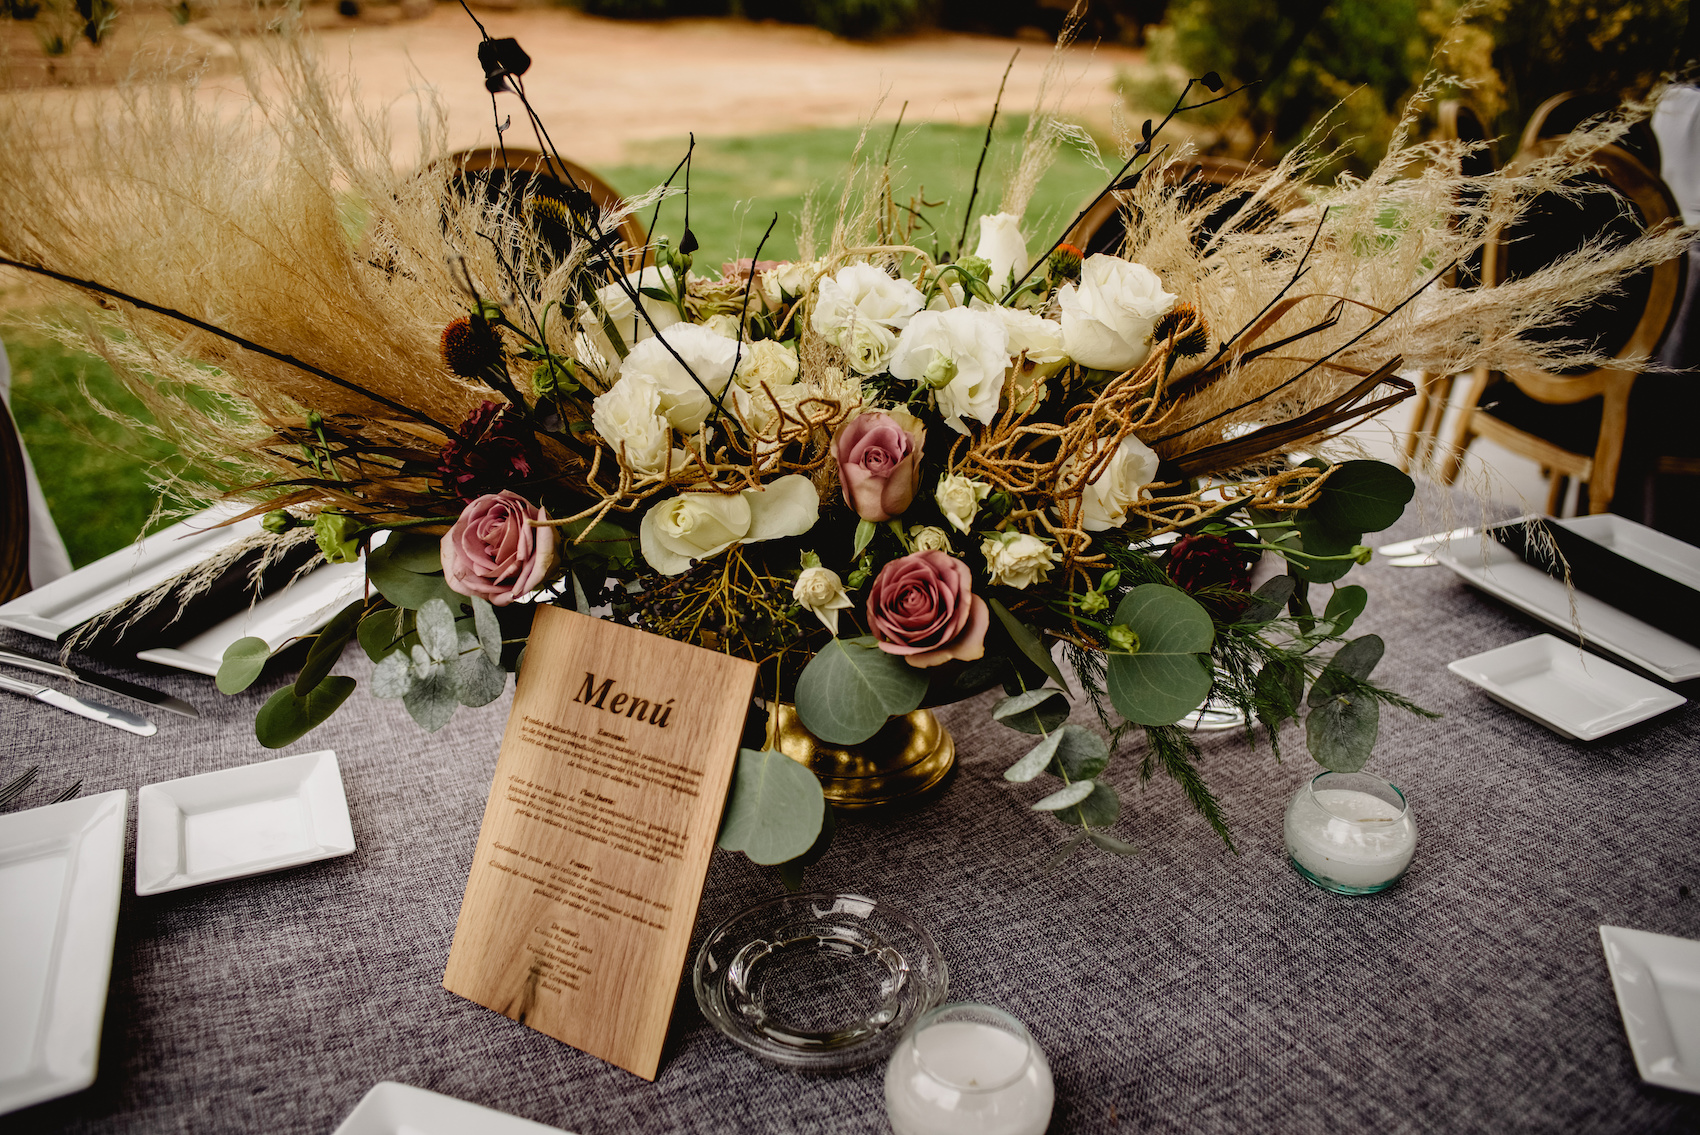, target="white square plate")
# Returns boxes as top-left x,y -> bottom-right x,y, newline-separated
1447,634 -> 1685,740
136,750 -> 355,895
1600,925 -> 1700,1094
0,790 -> 128,1116
332,1081 -> 573,1135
